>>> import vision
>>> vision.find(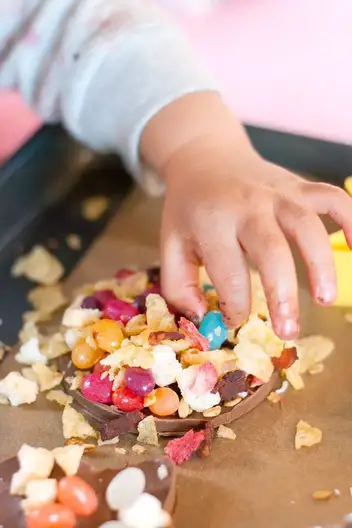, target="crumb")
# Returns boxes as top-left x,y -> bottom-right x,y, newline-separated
312,490 -> 333,501
137,416 -> 159,446
11,246 -> 64,286
115,447 -> 127,456
66,234 -> 82,251
217,425 -> 237,440
295,420 -> 322,450
81,196 -> 110,221
132,444 -> 146,455
157,464 -> 169,481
